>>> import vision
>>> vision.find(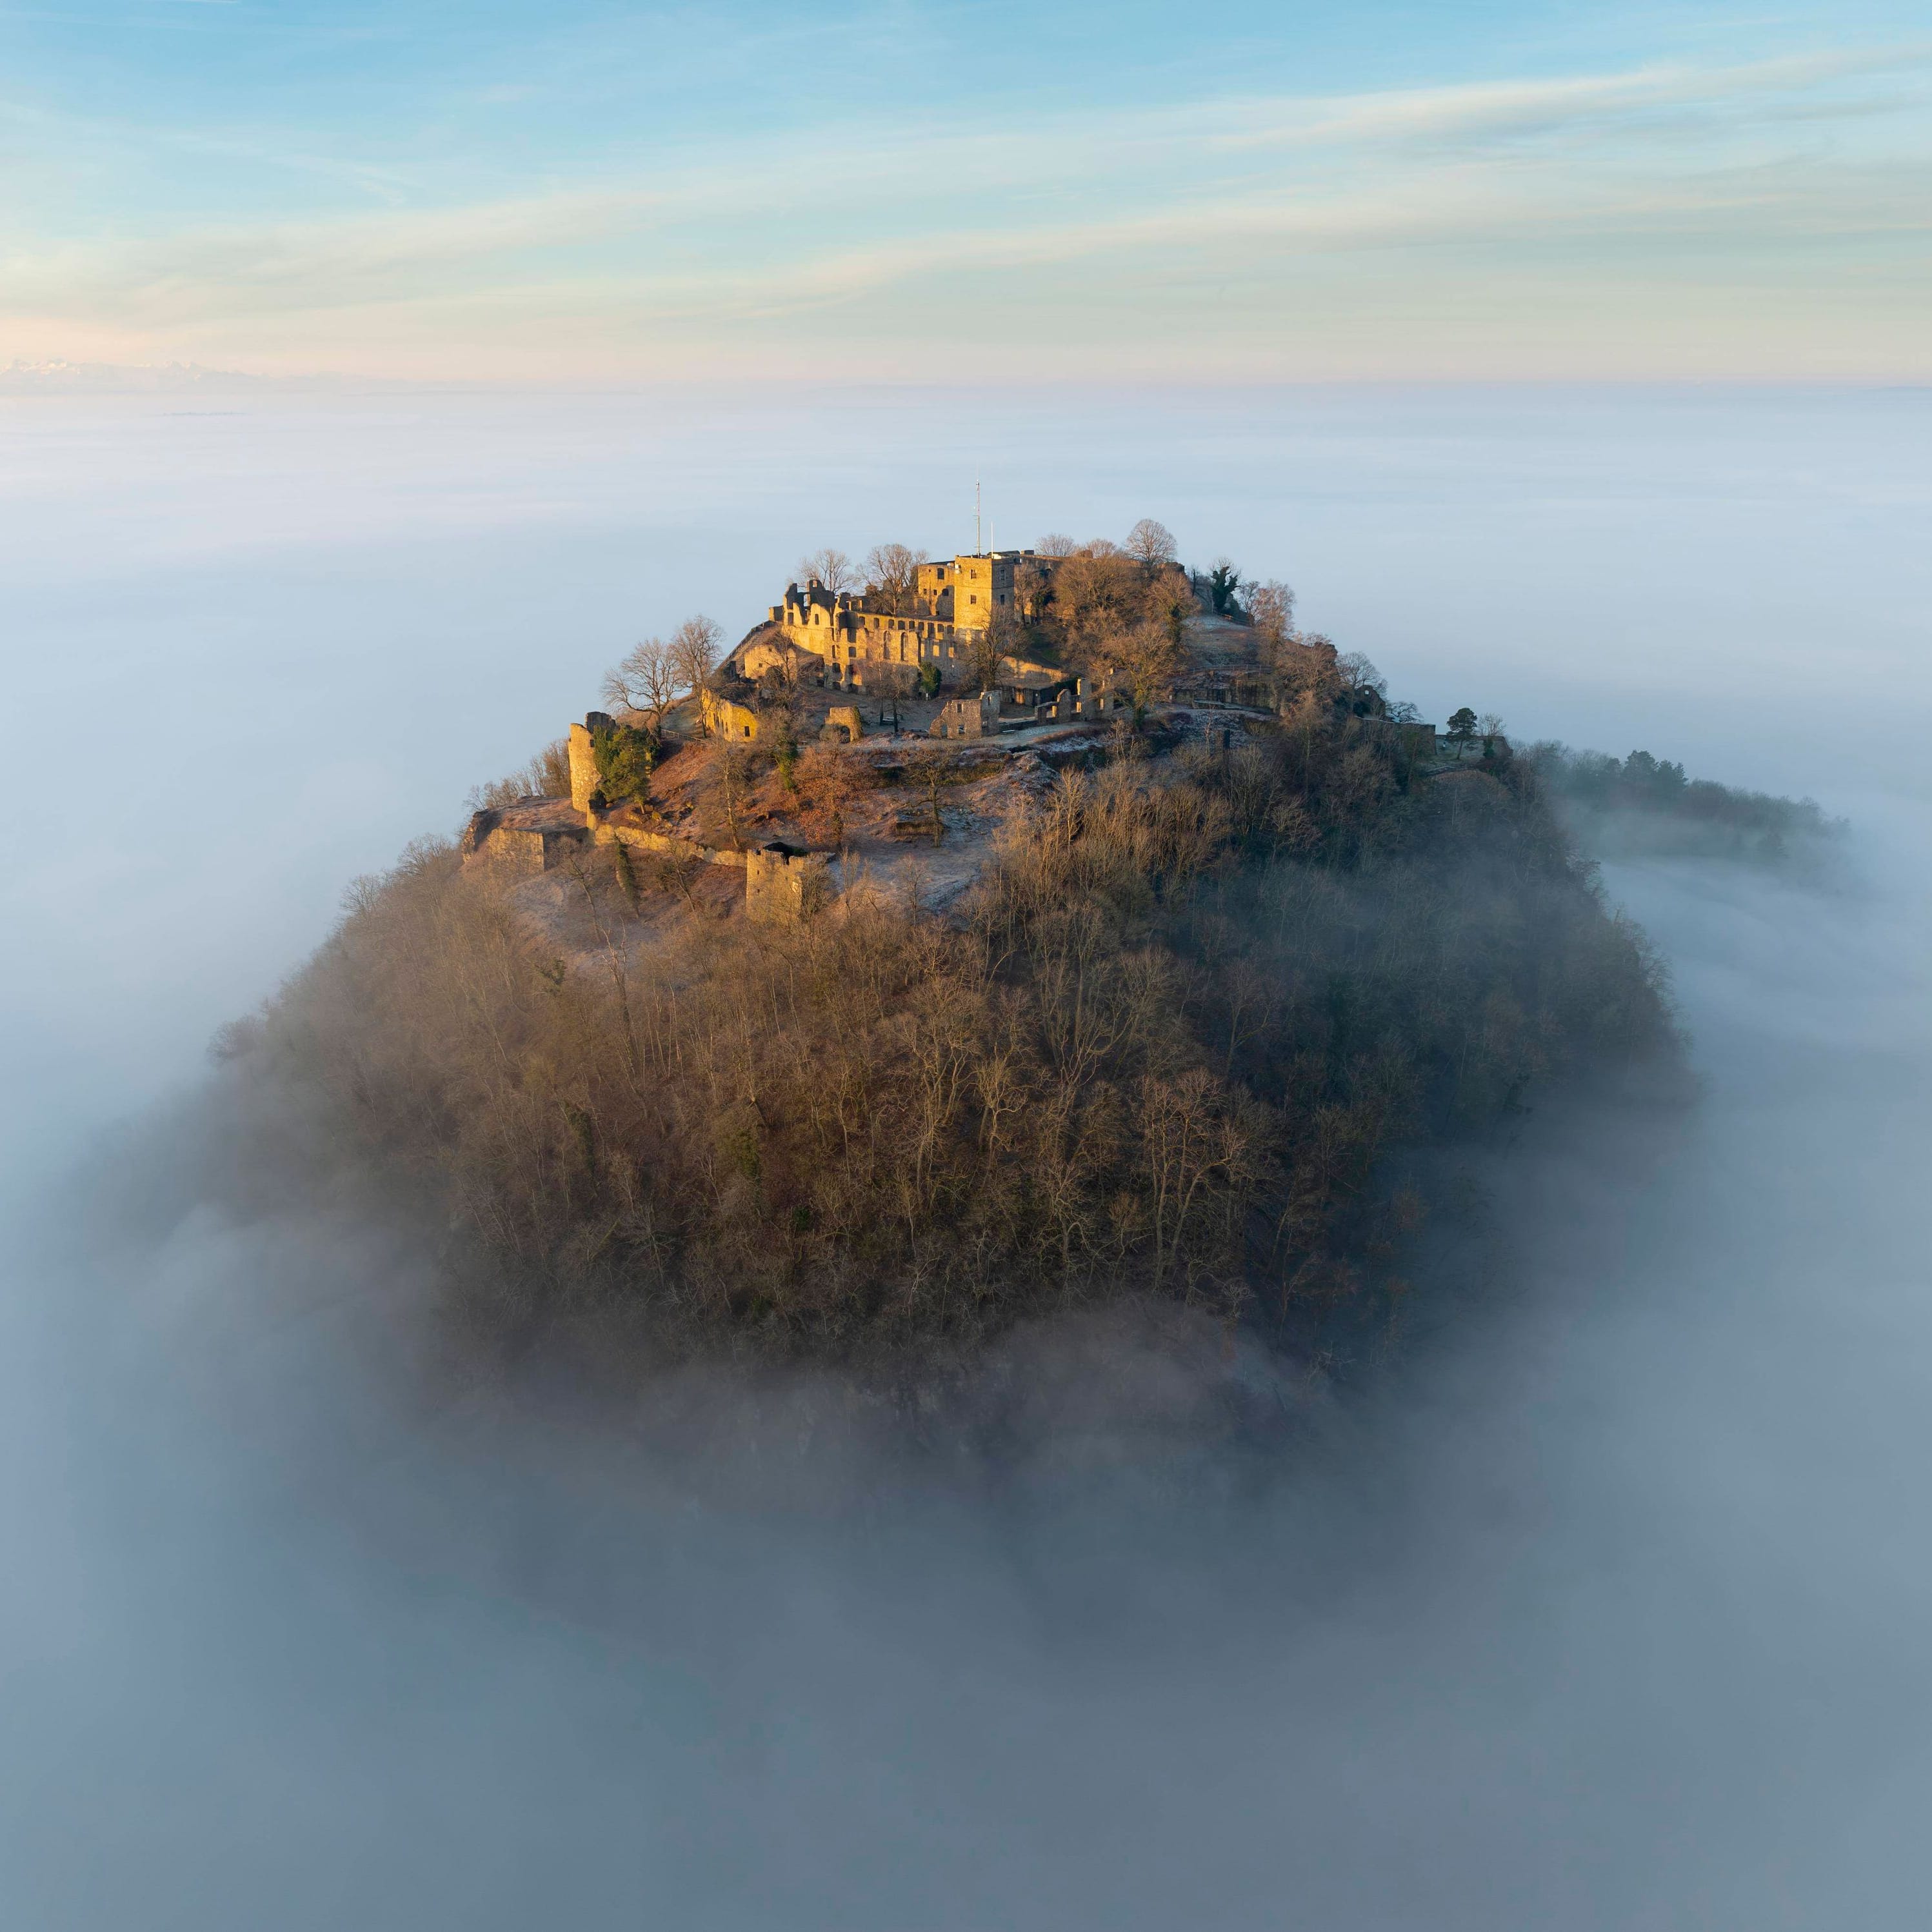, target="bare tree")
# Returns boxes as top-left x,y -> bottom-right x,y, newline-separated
1035,532 -> 1078,558
1052,543 -> 1142,653
904,746 -> 950,846
669,615 -> 723,704
1124,517 -> 1177,573
863,542 -> 926,614
797,546 -> 854,593
1144,567 -> 1196,650
1015,556 -> 1054,628
1335,651 -> 1386,698
963,610 -> 1013,693
1246,580 -> 1296,660
468,736 -> 573,809
1111,621 -> 1182,726
707,744 -> 753,850
797,744 -> 878,852
601,638 -> 681,733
